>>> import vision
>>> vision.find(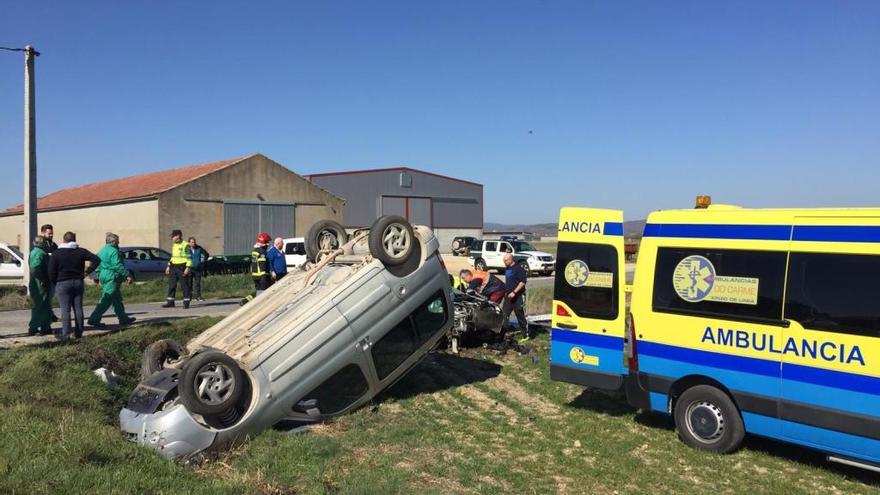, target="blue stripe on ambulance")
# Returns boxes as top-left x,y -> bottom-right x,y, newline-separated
603,222 -> 624,236
643,223 -> 880,243
743,413 -> 880,464
551,328 -> 627,375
